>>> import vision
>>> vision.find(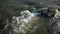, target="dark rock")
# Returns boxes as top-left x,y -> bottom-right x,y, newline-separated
41,7 -> 56,18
